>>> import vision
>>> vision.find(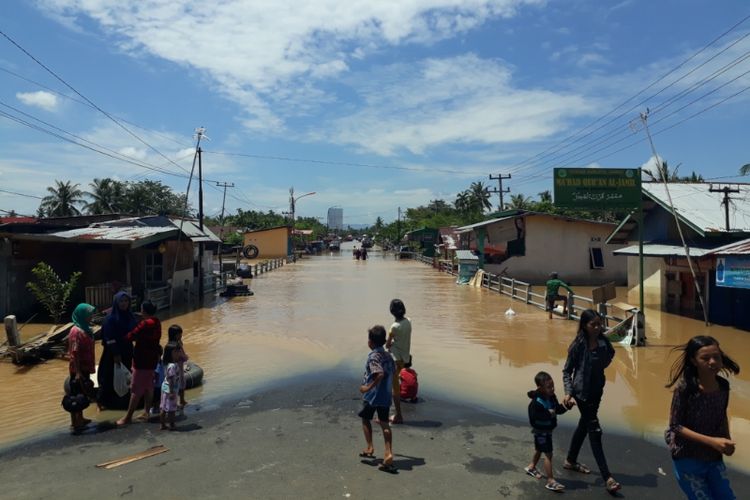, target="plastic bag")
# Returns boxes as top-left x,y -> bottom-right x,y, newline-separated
113,362 -> 132,397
